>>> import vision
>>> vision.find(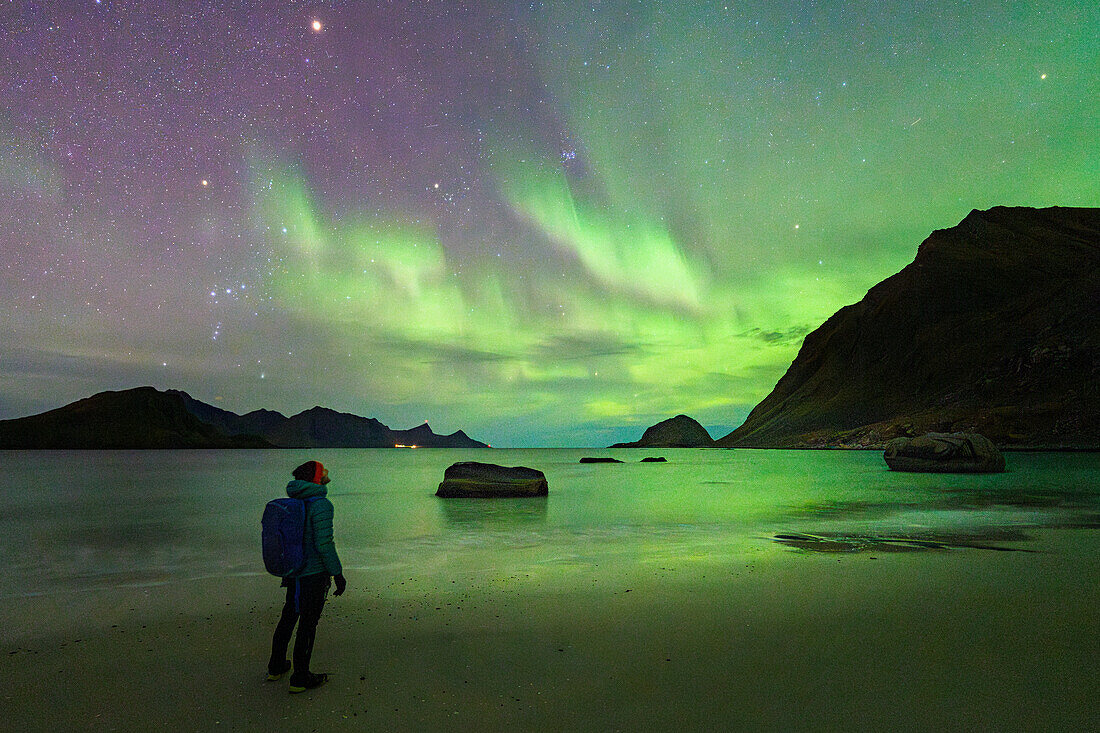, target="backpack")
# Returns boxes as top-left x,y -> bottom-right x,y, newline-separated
261,496 -> 320,577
